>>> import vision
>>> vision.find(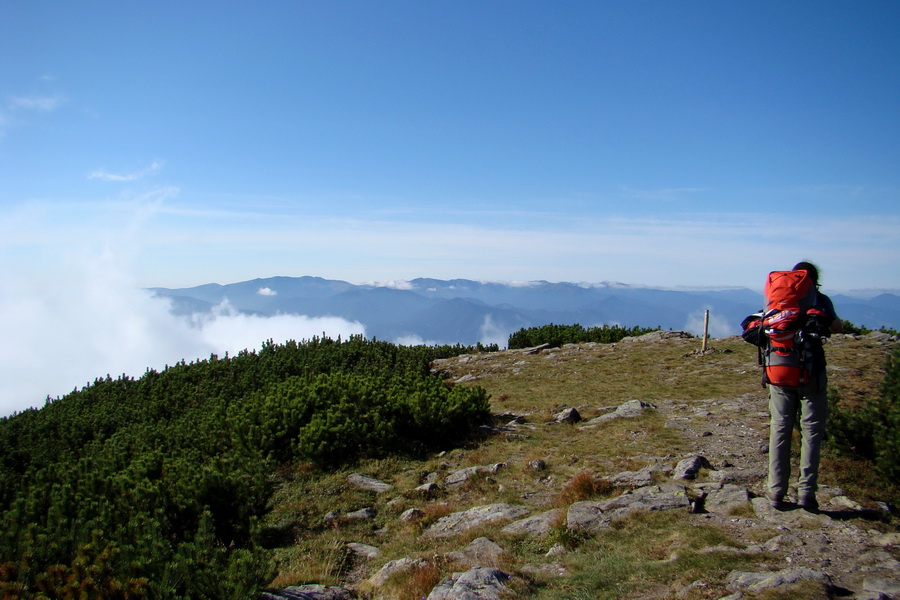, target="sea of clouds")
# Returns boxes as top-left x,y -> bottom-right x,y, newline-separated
0,247 -> 365,417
